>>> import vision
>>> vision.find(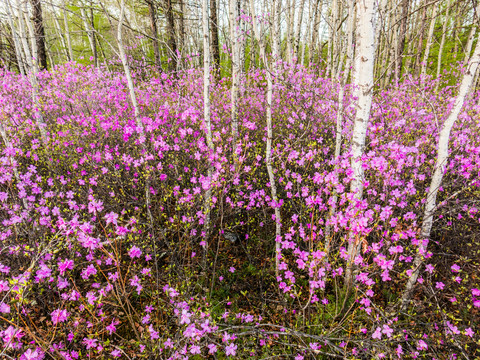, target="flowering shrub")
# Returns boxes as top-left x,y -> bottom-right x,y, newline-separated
0,62 -> 479,358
